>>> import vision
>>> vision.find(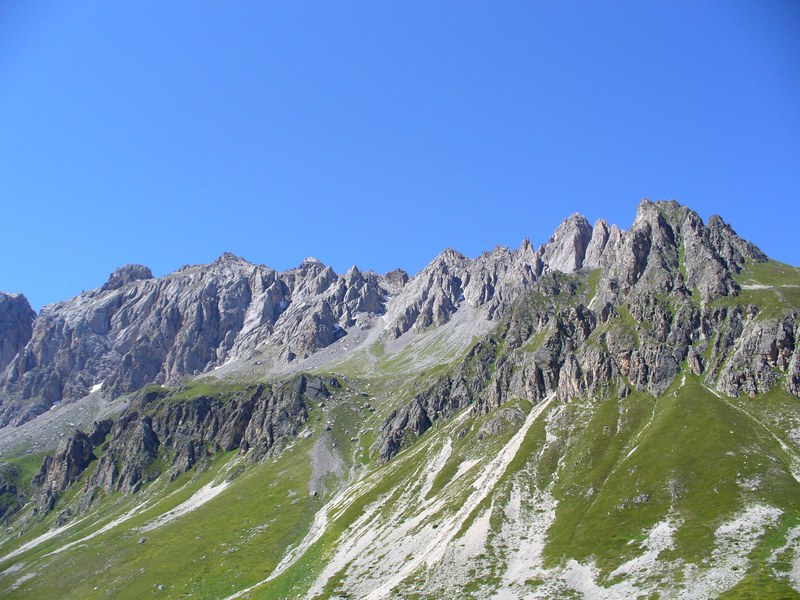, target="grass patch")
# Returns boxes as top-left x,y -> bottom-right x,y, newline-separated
544,375 -> 800,582
710,260 -> 800,319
